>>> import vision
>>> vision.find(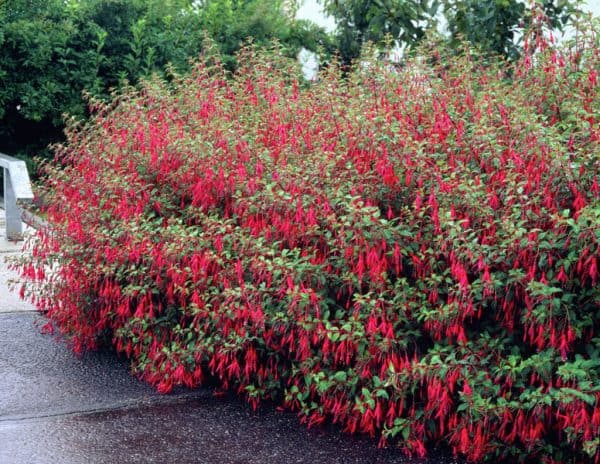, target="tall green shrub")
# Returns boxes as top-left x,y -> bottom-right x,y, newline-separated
0,0 -> 326,161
